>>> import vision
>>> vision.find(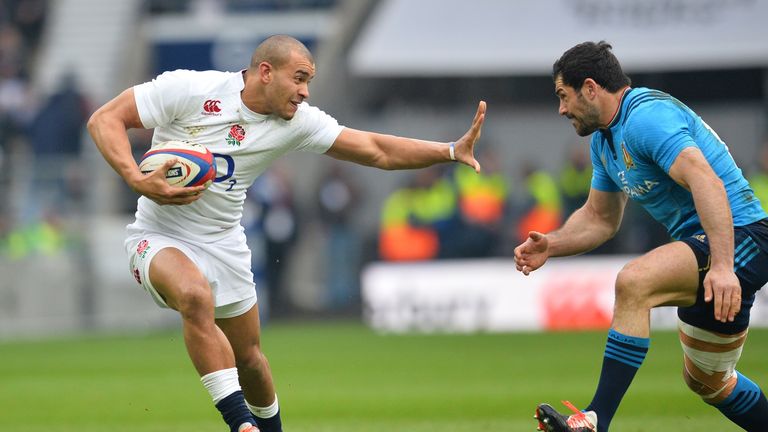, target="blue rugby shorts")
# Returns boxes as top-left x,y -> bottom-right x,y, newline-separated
678,218 -> 768,334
